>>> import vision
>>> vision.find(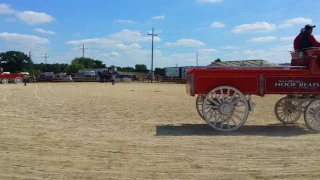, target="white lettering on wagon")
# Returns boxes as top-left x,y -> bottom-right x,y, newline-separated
274,80 -> 320,89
